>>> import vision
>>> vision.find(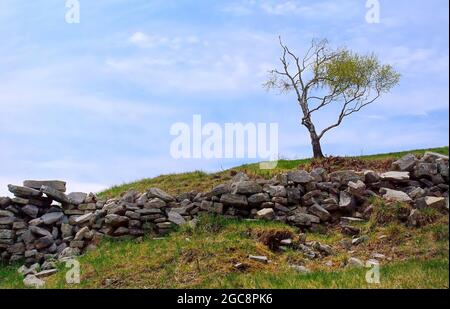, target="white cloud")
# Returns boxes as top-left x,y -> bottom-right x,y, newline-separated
221,0 -> 256,16
129,31 -> 151,45
223,0 -> 359,19
383,46 -> 449,76
129,32 -> 203,50
260,1 -> 303,15
107,30 -> 281,93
